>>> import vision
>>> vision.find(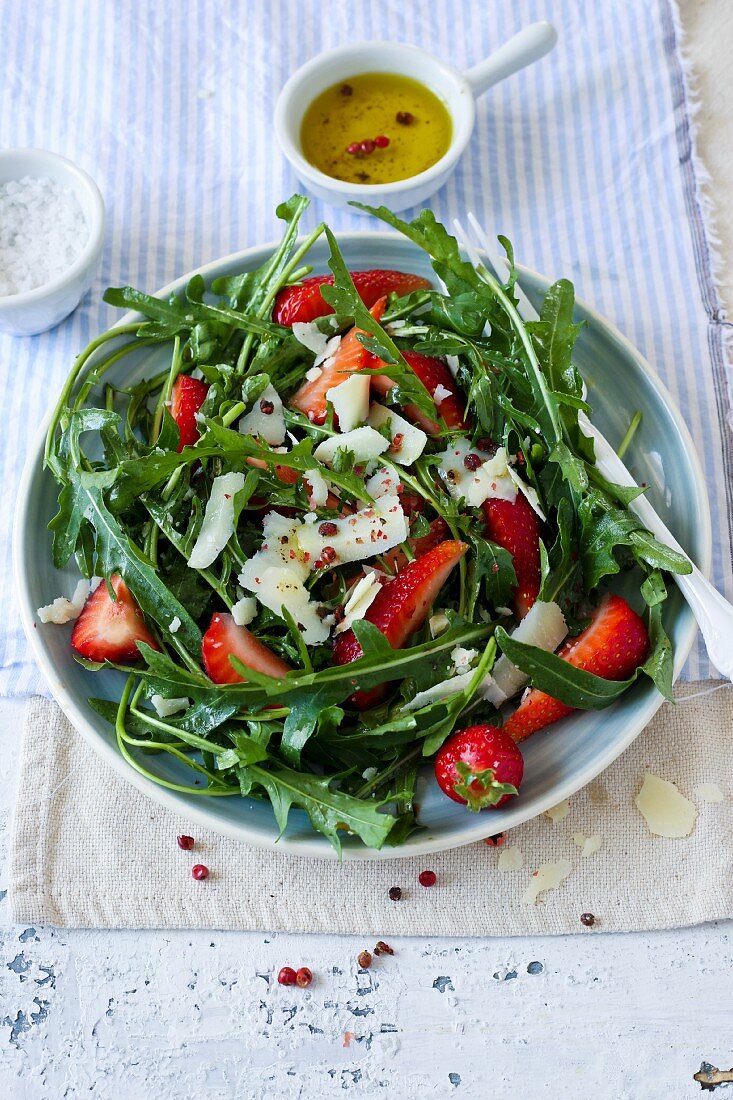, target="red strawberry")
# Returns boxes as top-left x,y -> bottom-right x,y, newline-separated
171,375 -> 209,451
202,612 -> 291,685
273,269 -> 431,326
333,539 -> 467,709
502,594 -> 650,743
482,493 -> 541,619
434,725 -> 524,810
371,350 -> 471,434
289,298 -> 387,424
70,575 -> 160,662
